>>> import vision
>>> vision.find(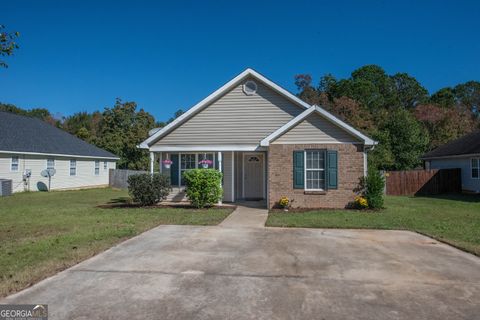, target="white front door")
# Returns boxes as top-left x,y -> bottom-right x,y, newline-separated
243,153 -> 264,200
